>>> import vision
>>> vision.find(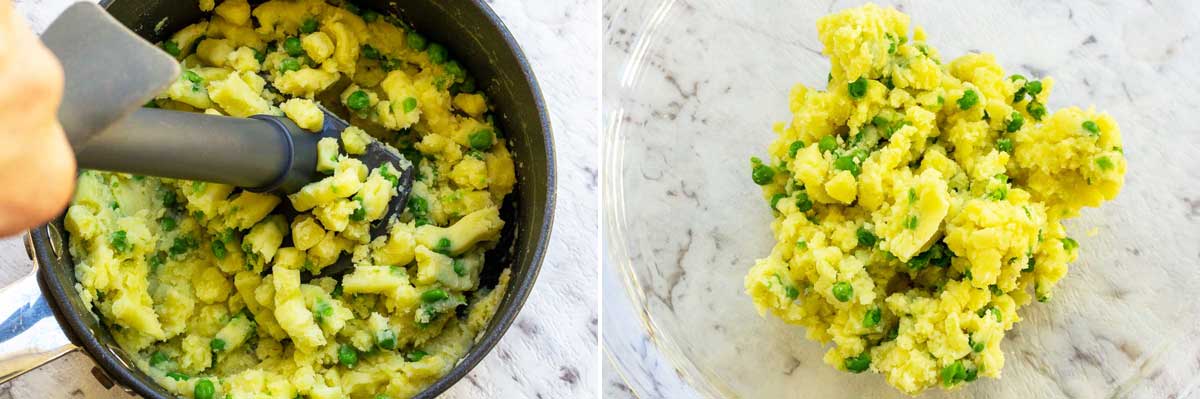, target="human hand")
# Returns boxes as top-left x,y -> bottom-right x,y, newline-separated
0,0 -> 73,236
